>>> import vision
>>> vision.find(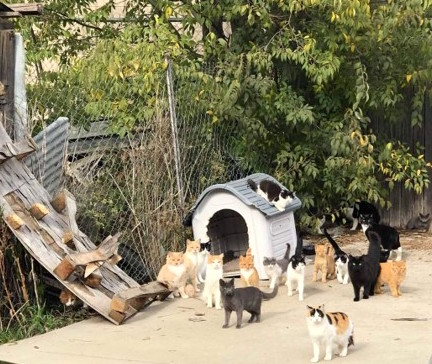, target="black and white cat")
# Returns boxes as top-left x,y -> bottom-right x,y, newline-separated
359,214 -> 402,261
348,230 -> 381,302
323,229 -> 350,285
219,278 -> 278,329
346,201 -> 380,230
196,241 -> 211,283
262,244 -> 290,289
247,178 -> 295,212
406,212 -> 431,231
286,234 -> 306,301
